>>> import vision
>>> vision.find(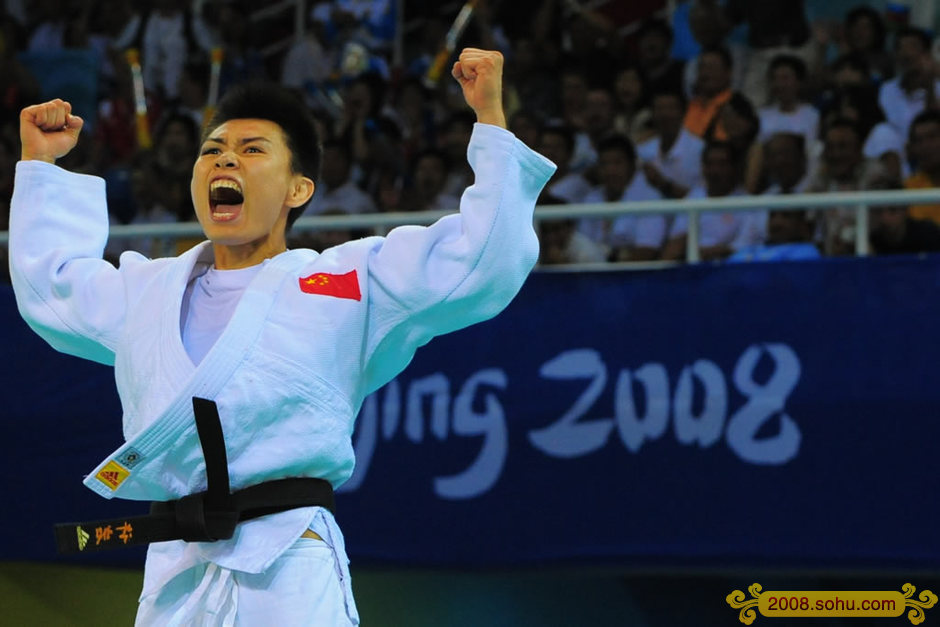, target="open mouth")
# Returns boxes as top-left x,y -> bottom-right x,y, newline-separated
209,180 -> 244,221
